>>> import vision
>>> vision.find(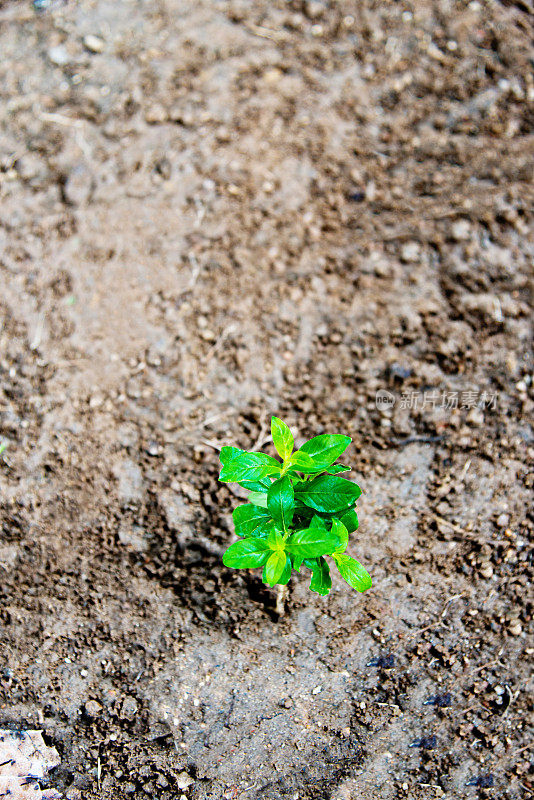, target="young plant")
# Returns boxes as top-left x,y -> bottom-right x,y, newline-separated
219,417 -> 371,596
